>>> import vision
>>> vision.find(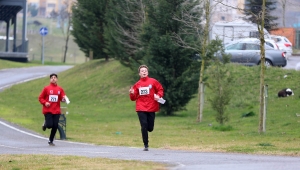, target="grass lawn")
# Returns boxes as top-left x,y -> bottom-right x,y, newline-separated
1,16 -> 86,64
1,59 -> 300,158
0,59 -> 40,69
0,60 -> 300,156
0,154 -> 167,170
